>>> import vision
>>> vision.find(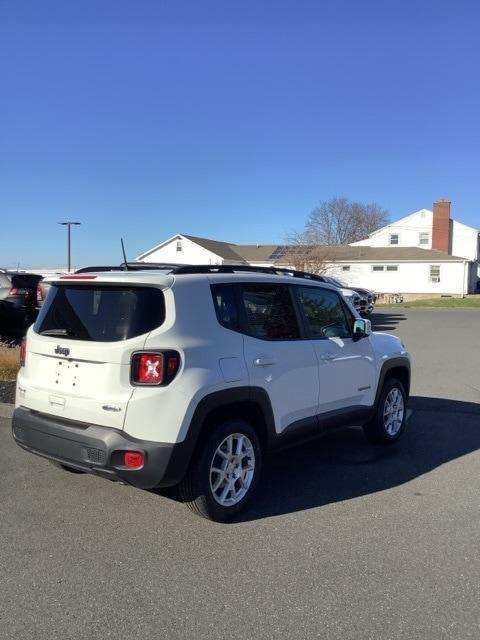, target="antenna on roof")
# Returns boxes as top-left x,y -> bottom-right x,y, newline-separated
121,238 -> 130,270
